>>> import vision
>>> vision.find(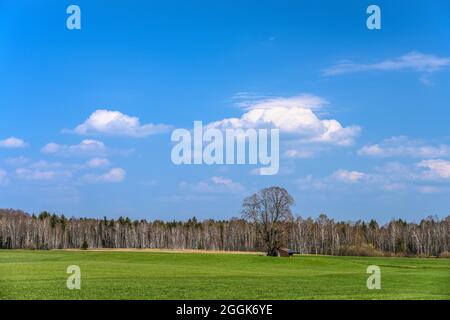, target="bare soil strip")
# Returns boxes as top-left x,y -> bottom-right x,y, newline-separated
61,248 -> 263,255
